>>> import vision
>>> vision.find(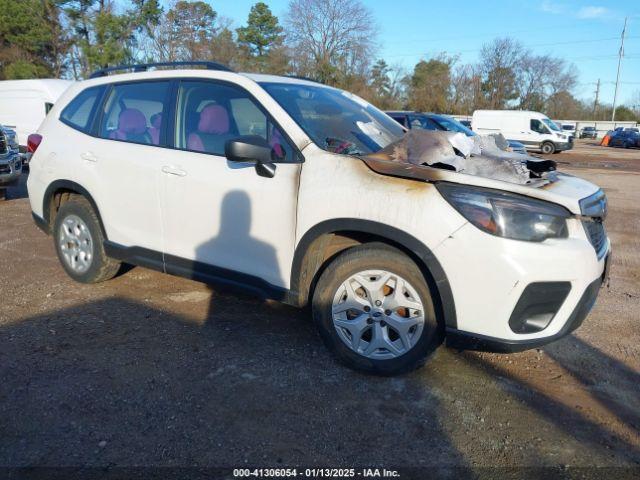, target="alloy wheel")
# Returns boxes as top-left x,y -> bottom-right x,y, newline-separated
58,214 -> 94,274
331,270 -> 425,359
